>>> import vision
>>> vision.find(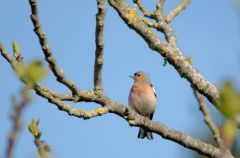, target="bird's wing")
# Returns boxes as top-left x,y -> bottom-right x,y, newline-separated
151,84 -> 157,98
